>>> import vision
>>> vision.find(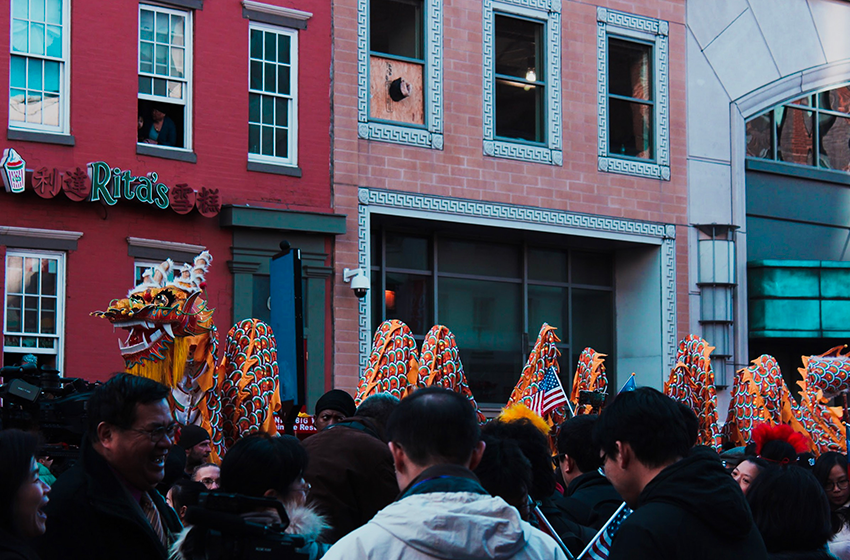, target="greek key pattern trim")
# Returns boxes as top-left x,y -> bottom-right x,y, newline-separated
360,187 -> 671,238
482,0 -> 562,165
662,235 -> 677,372
357,203 -> 370,370
356,187 -> 677,371
357,0 -> 443,149
596,8 -> 670,180
360,122 -> 433,148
